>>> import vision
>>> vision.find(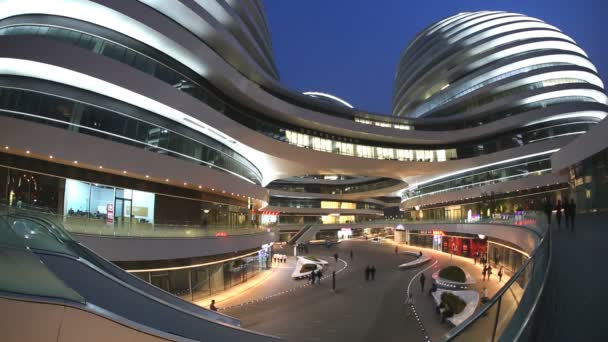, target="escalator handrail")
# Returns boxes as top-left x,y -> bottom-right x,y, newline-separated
34,250 -> 281,340
0,290 -> 199,342
75,241 -> 244,326
287,224 -> 312,245
7,213 -> 244,325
